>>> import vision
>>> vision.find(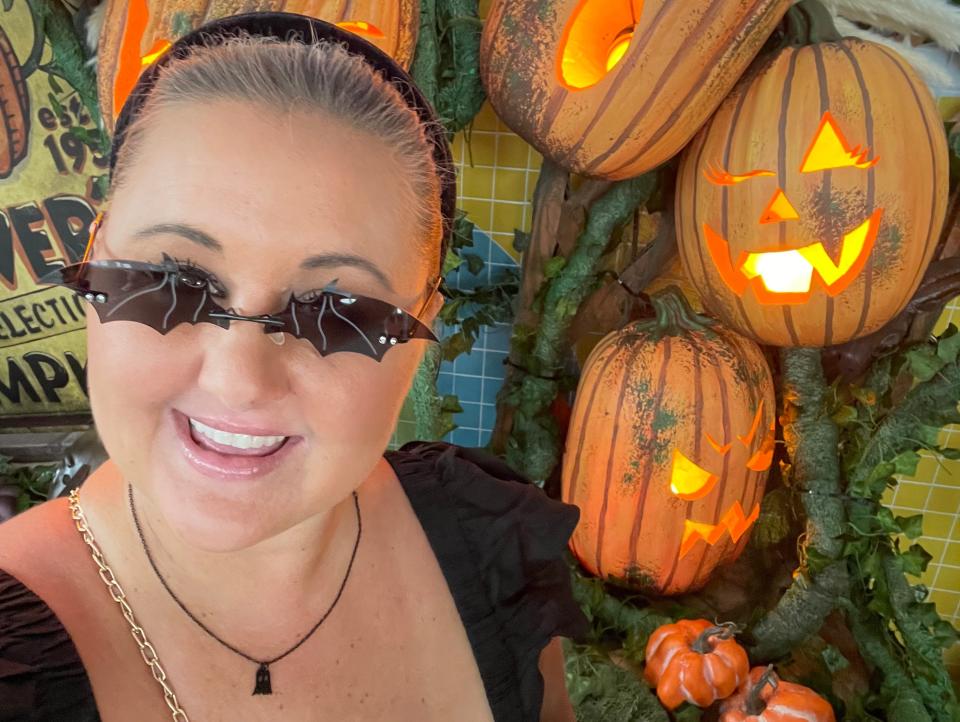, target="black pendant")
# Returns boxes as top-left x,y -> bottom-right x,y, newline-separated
253,663 -> 272,695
